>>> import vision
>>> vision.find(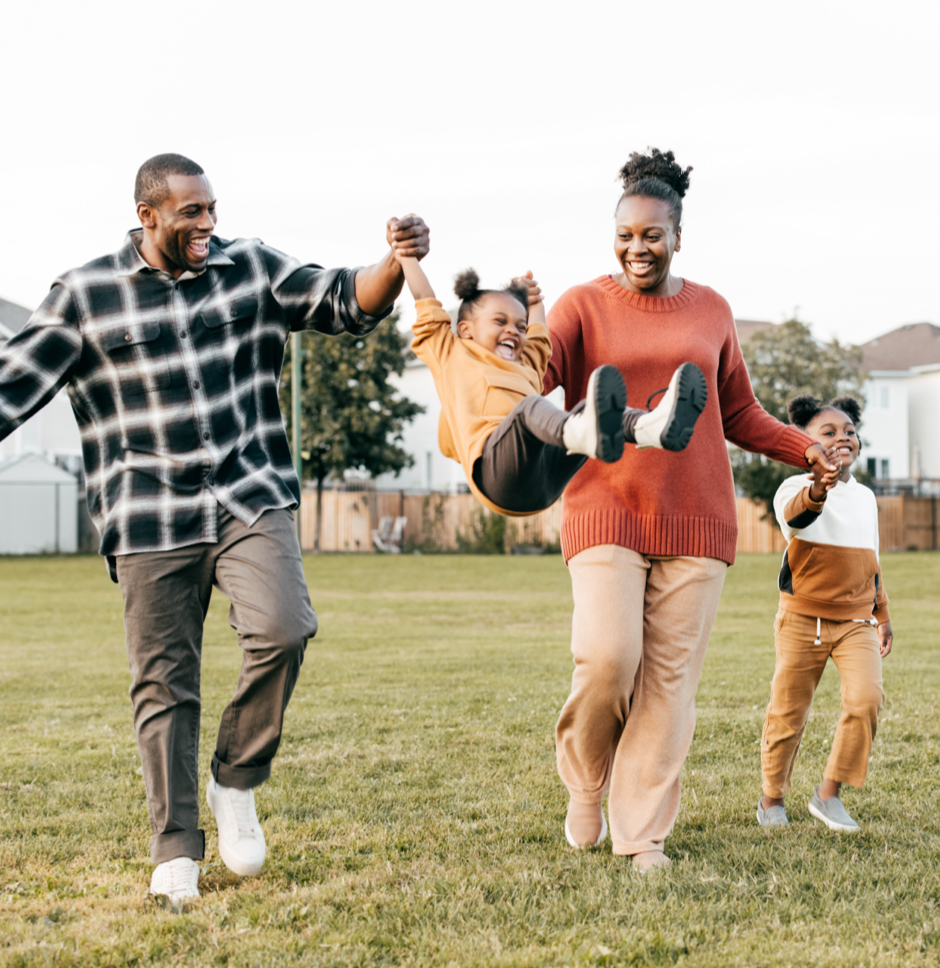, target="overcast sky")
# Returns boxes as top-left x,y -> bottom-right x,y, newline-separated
2,0 -> 937,346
